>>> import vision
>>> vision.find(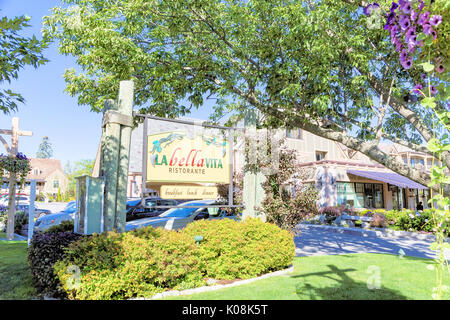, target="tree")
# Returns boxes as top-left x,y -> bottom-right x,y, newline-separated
42,0 -> 449,189
64,159 -> 95,197
0,13 -> 48,113
36,136 -> 53,158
